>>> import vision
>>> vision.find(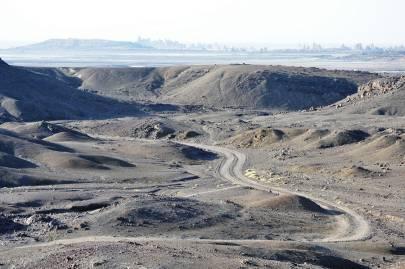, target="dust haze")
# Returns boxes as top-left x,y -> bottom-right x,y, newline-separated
0,1 -> 405,269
